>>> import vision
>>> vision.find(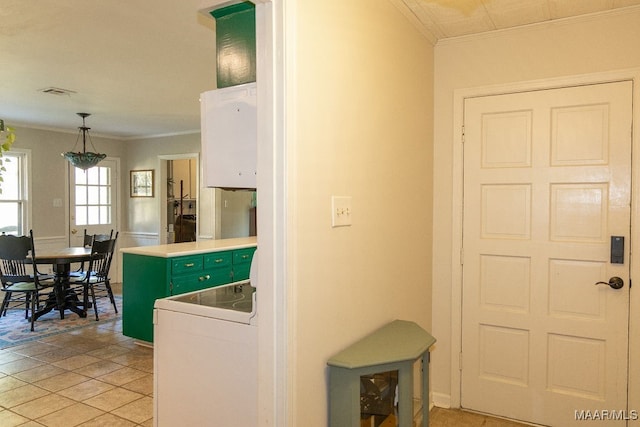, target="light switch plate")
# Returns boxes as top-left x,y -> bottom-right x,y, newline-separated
331,196 -> 352,227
